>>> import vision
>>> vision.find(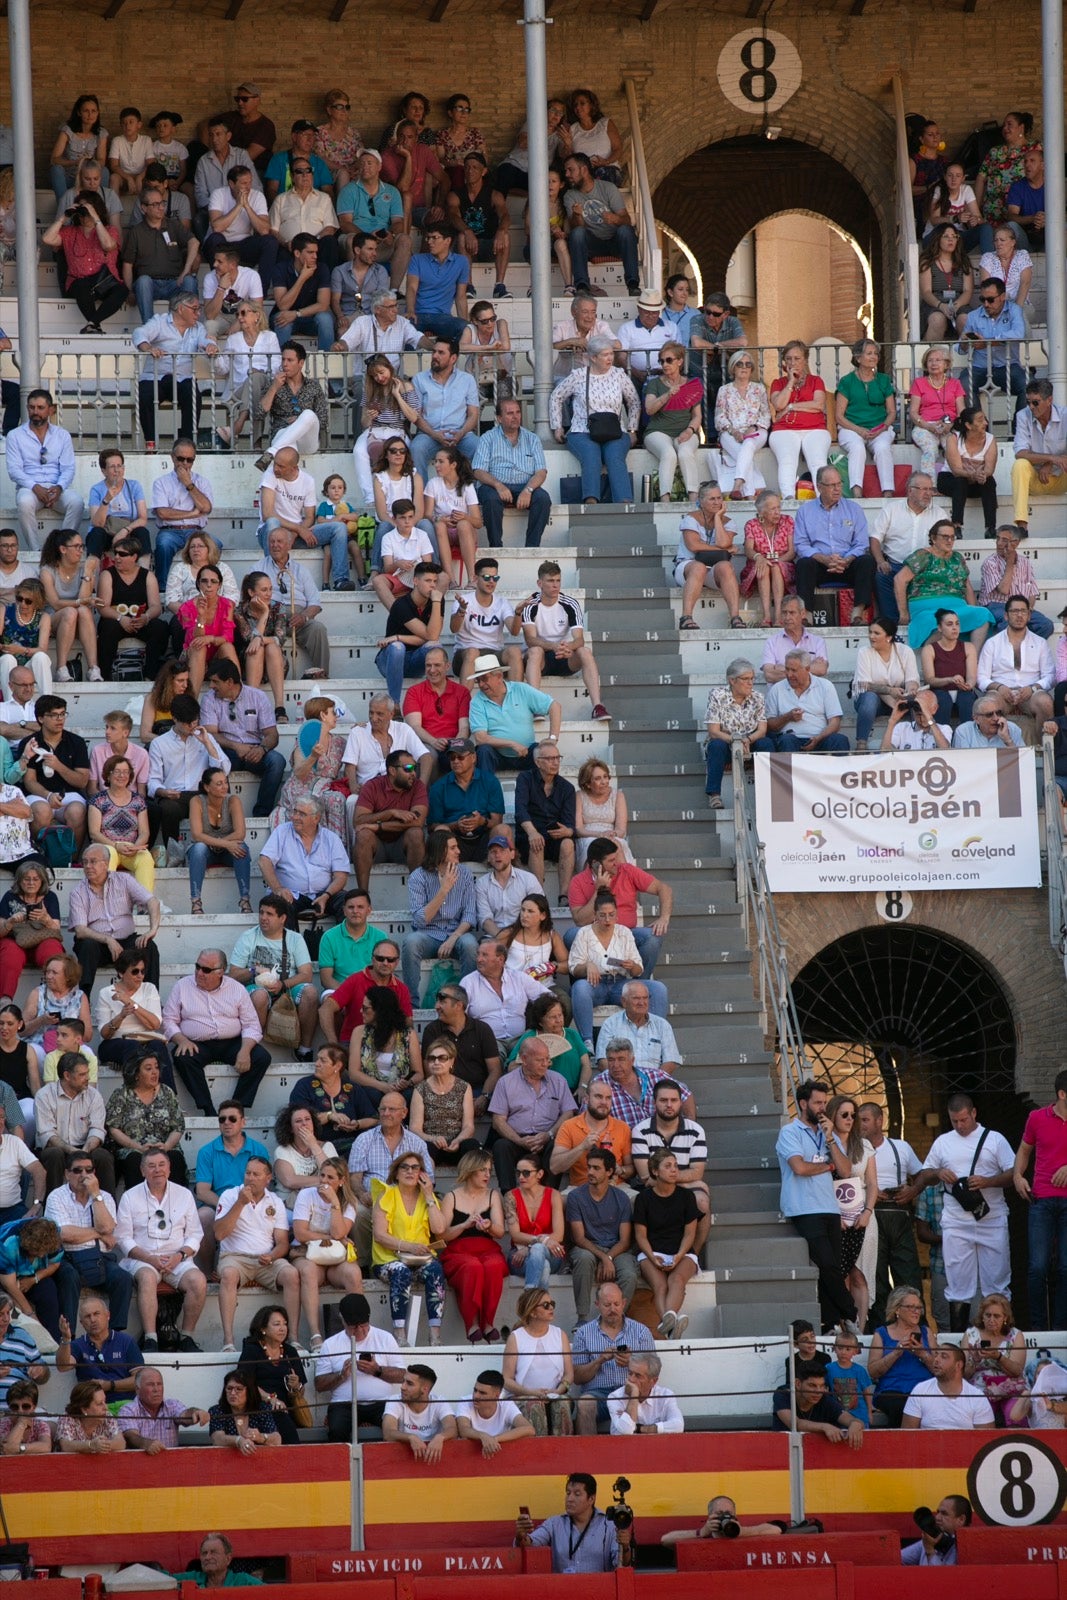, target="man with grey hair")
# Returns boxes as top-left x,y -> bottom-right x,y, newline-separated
461,937 -> 546,1053
593,1037 -> 695,1126
952,695 -> 1024,748
132,289 -> 216,451
161,950 -> 270,1115
257,524 -> 330,676
1011,376 -> 1067,531
765,650 -> 849,753
793,464 -> 873,625
870,471 -> 940,622
259,795 -> 350,926
761,595 -> 829,685
606,1351 -> 684,1434
120,1364 -> 209,1452
977,524 -> 1054,637
488,1033 -> 576,1189
122,186 -> 199,322
552,291 -> 618,377
595,982 -> 686,1079
115,1147 -> 206,1354
514,738 -> 577,898
69,843 -> 161,993
331,287 -> 426,366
